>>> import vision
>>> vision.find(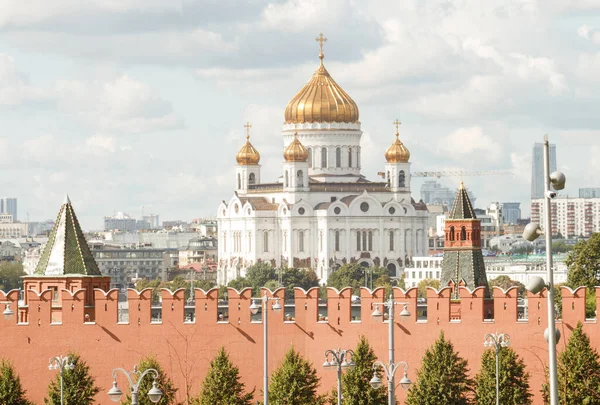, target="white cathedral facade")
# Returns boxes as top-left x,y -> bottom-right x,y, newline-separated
217,43 -> 428,284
